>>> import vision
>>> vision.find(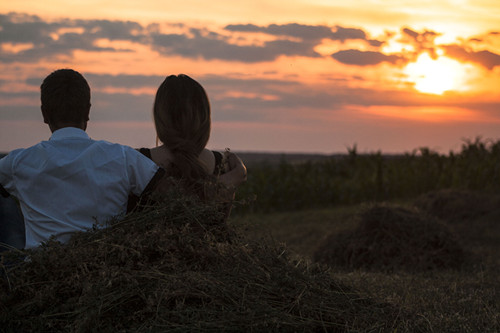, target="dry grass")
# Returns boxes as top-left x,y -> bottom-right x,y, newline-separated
0,187 -> 412,332
312,204 -> 466,272
231,190 -> 500,332
414,189 -> 500,224
414,189 -> 500,270
334,268 -> 499,333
